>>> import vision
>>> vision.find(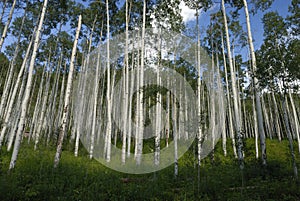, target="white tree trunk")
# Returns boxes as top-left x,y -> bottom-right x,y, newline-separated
136,0 -> 146,165
195,10 -> 203,166
252,88 -> 259,159
54,14 -> 82,168
9,0 -> 48,170
34,70 -> 50,150
173,95 -> 178,177
127,53 -> 135,157
86,16 -> 98,159
221,35 -> 237,158
0,0 -> 16,50
0,3 -> 26,120
0,34 -> 34,148
104,0 -> 112,162
271,92 -> 282,141
282,94 -> 298,179
121,0 -> 129,163
222,0 -> 242,163
288,91 -> 300,153
243,0 -> 267,165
